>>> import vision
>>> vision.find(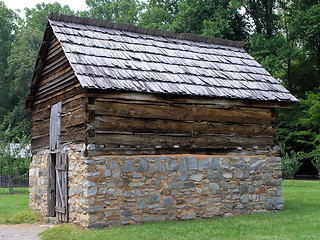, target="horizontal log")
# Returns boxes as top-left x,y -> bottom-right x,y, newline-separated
31,109 -> 85,137
31,127 -> 85,151
32,94 -> 85,120
91,115 -> 275,136
86,148 -> 274,157
32,84 -> 83,107
91,100 -> 273,125
87,91 -> 293,109
92,132 -> 275,150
